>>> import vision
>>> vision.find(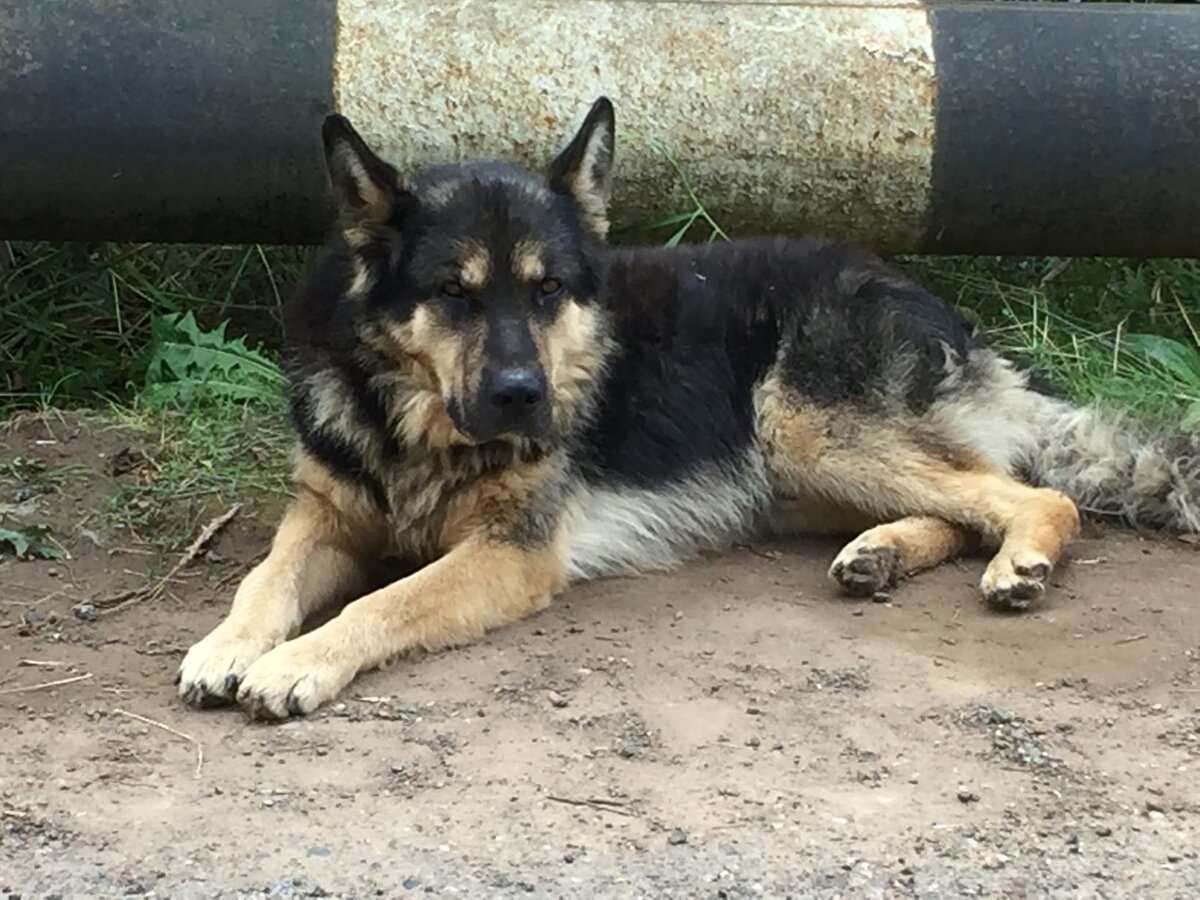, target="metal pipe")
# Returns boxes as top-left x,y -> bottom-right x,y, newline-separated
1,1 -> 1197,256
